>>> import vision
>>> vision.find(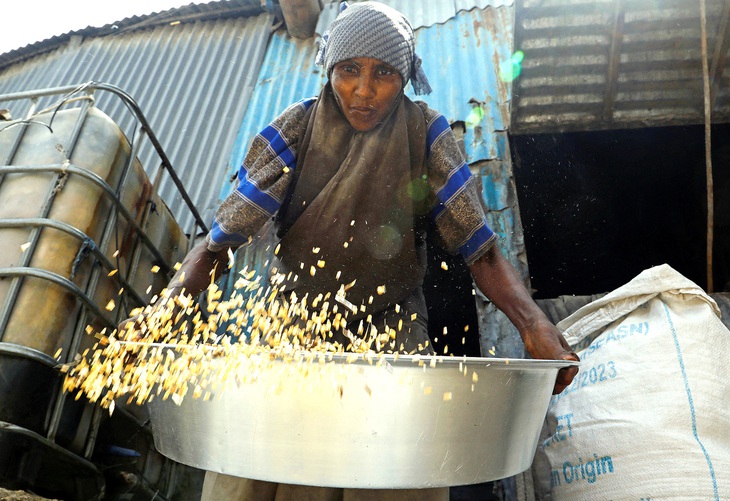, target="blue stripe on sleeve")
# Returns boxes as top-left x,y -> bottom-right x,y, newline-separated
209,98 -> 317,249
258,123 -> 298,171
425,110 -> 496,261
234,175 -> 281,216
208,220 -> 249,247
298,97 -> 317,110
432,202 -> 446,220
435,162 -> 472,206
459,224 -> 496,261
260,124 -> 287,155
278,146 -> 296,170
